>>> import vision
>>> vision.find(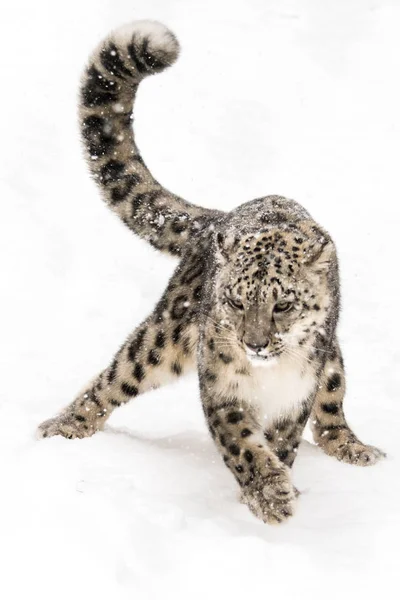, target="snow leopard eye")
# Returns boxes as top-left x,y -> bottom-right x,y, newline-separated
227,297 -> 244,310
274,301 -> 294,313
